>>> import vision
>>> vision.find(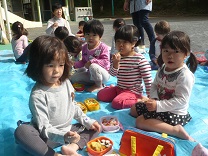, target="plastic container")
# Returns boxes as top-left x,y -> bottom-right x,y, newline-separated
84,98 -> 100,111
72,83 -> 85,92
87,136 -> 113,156
76,102 -> 88,113
100,116 -> 120,132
